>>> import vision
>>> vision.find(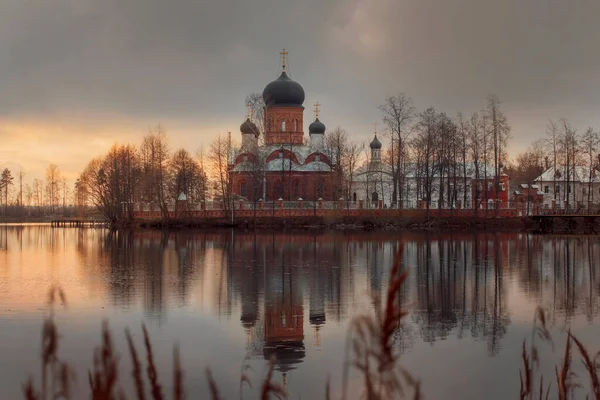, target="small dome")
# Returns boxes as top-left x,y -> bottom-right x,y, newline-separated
370,134 -> 382,149
240,118 -> 259,136
308,118 -> 326,134
262,72 -> 305,107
